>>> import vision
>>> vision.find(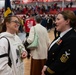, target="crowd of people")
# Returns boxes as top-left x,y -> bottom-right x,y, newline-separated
0,2 -> 76,75
0,2 -> 66,16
